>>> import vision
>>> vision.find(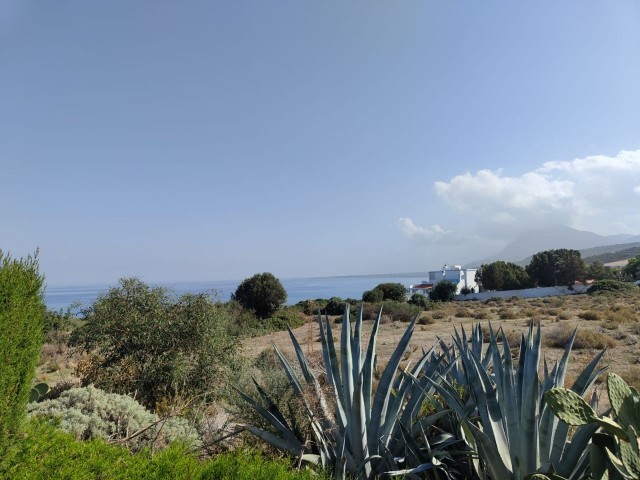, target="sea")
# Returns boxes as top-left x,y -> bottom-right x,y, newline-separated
44,274 -> 430,313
